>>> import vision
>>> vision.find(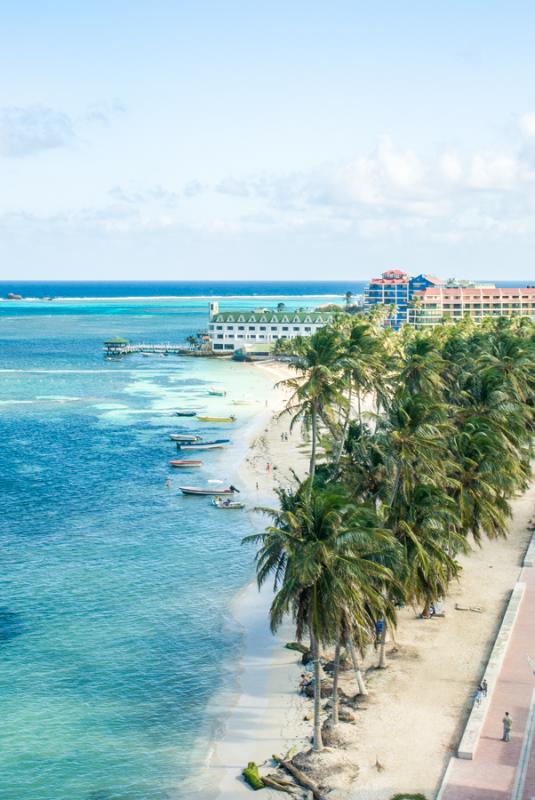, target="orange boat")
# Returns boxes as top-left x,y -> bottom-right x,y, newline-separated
169,459 -> 203,468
